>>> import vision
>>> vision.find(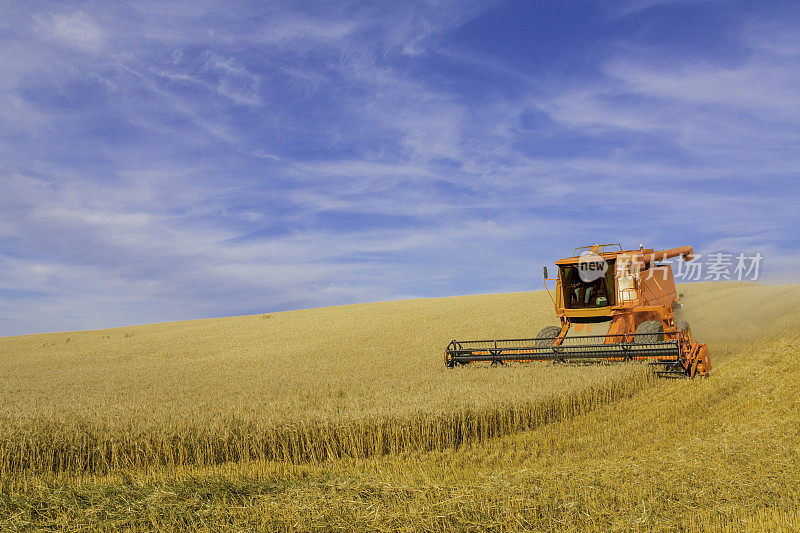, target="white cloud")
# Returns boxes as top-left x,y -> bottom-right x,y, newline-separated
608,59 -> 800,118
259,16 -> 356,45
251,151 -> 281,160
744,21 -> 800,57
608,0 -> 727,18
37,11 -> 106,50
